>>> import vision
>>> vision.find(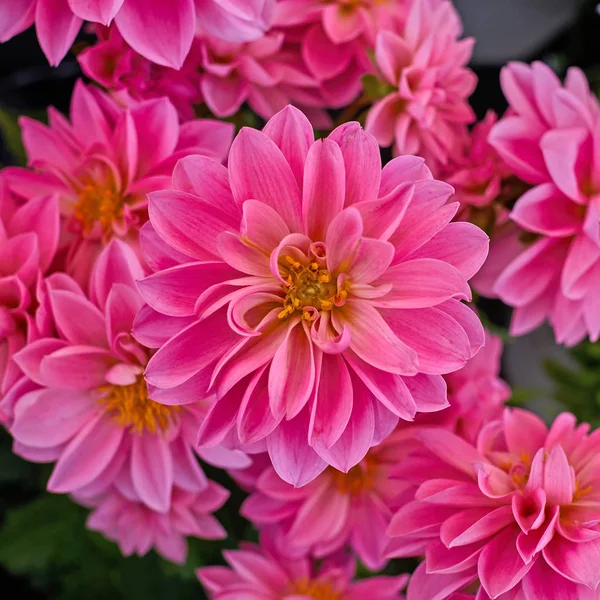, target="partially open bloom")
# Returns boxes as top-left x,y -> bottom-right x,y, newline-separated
0,183 -> 59,413
198,538 -> 408,599
3,81 -> 233,286
388,409 -> 600,600
365,0 -> 476,173
239,429 -> 416,570
486,61 -> 600,345
139,105 -> 488,486
10,240 -> 249,513
0,0 -> 274,67
80,483 -> 229,564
